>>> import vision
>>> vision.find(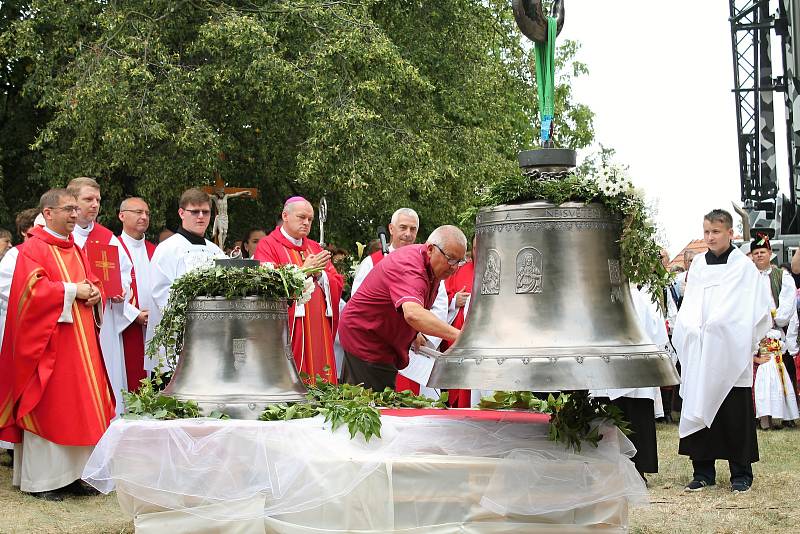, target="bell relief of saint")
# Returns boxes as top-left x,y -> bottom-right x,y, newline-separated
515,248 -> 543,294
